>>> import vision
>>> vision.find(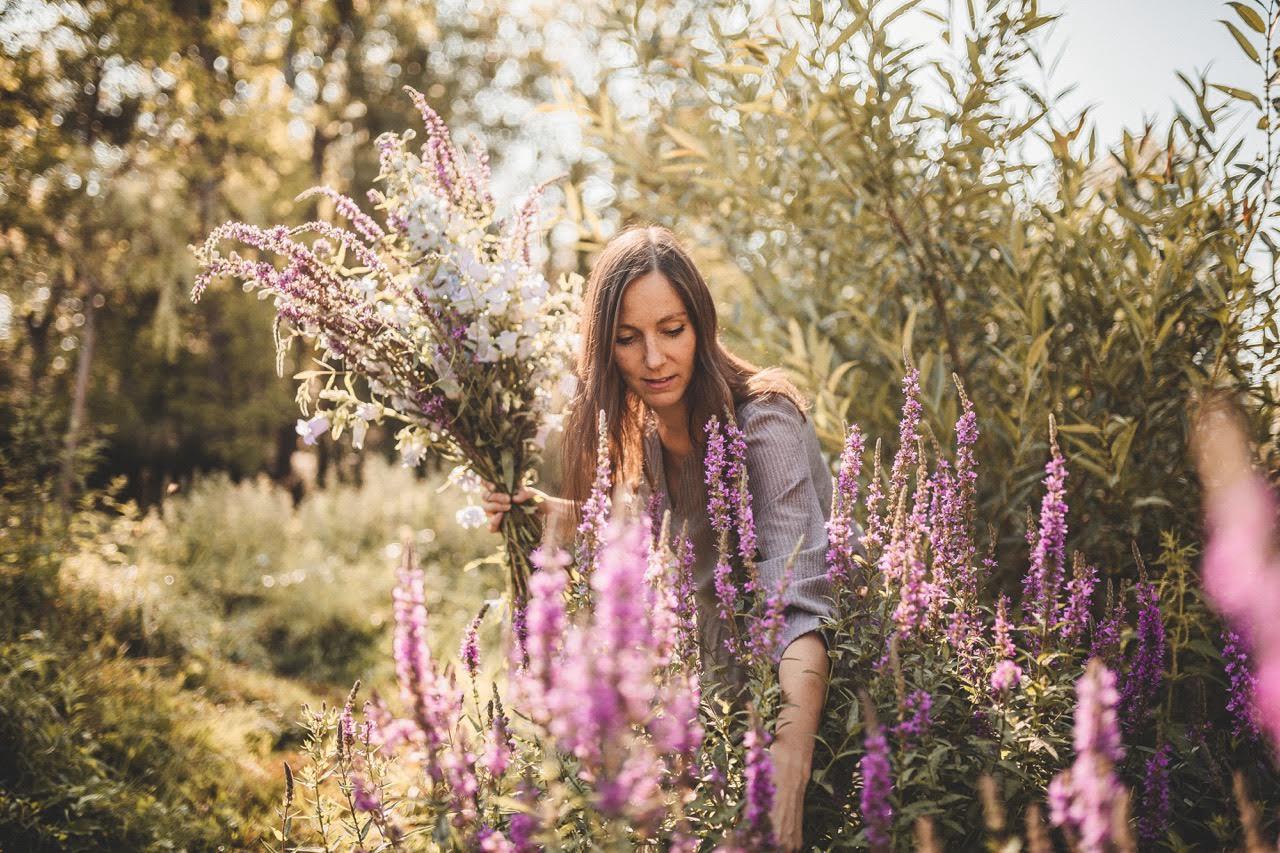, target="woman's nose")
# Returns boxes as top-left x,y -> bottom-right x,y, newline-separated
643,337 -> 664,370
